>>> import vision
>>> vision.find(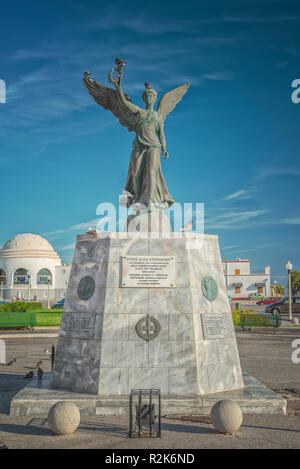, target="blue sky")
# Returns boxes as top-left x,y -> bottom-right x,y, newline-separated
1,0 -> 300,284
